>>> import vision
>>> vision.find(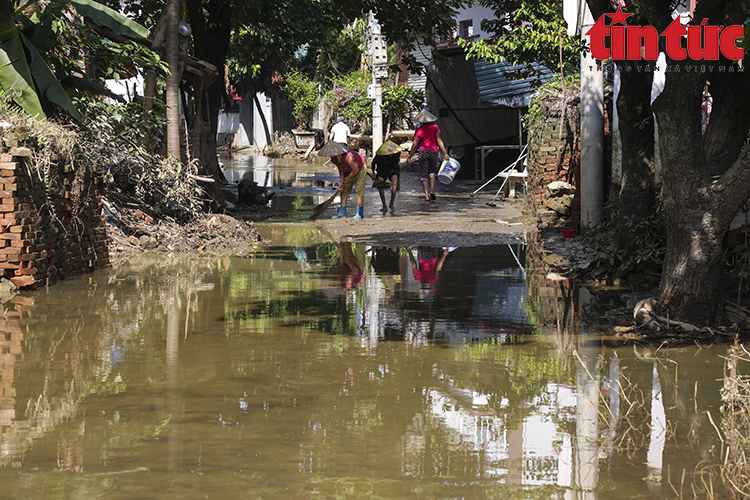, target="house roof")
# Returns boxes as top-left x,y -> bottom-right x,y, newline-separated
474,60 -> 554,107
